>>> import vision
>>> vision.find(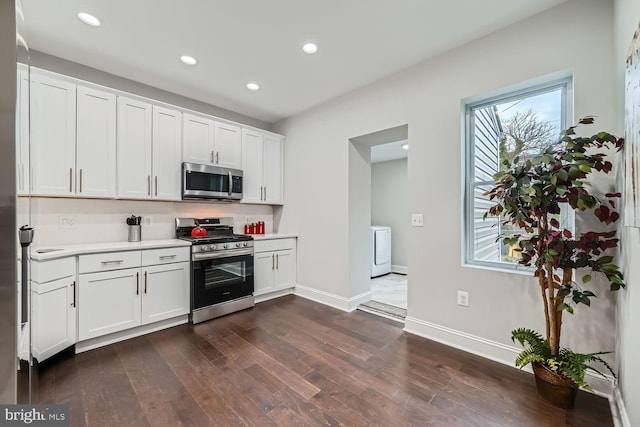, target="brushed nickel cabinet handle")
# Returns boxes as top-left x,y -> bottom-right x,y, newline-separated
155,176 -> 158,196
272,254 -> 275,270
216,151 -> 219,164
276,253 -> 279,270
210,151 -> 214,164
159,255 -> 177,260
71,281 -> 76,307
147,175 -> 151,196
101,260 -> 124,265
264,186 -> 267,202
79,169 -> 83,193
144,271 -> 148,294
136,272 -> 139,295
69,168 -> 73,192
